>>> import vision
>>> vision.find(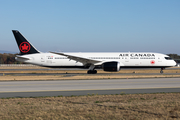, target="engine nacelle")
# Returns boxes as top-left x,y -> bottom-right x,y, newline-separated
102,62 -> 120,72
